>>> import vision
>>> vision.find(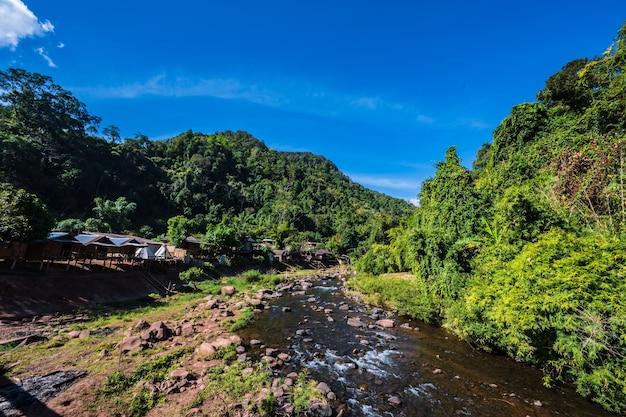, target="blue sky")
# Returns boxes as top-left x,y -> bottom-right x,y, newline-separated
1,1 -> 626,203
